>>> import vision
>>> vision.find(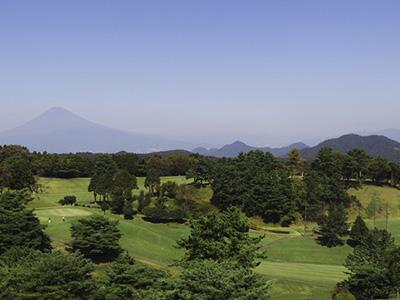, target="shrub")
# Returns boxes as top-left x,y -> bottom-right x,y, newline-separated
160,181 -> 178,198
143,206 -> 187,223
58,195 -> 77,206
